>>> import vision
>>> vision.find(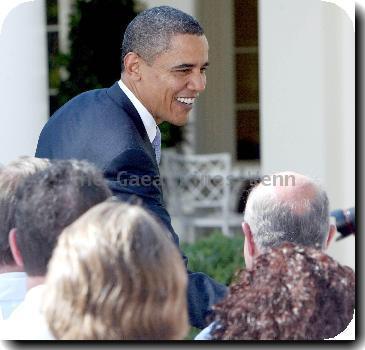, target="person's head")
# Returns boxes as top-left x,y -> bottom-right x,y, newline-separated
9,160 -> 112,277
42,201 -> 188,340
210,242 -> 355,340
0,156 -> 50,268
242,171 -> 336,269
121,6 -> 208,126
